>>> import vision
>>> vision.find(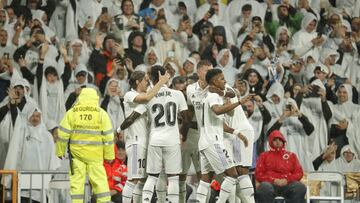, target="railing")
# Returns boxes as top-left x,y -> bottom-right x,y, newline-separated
17,171 -> 69,203
0,170 -> 17,203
